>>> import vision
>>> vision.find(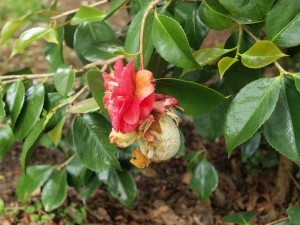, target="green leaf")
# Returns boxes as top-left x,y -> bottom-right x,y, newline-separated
266,0 -> 300,48
194,48 -> 234,67
221,211 -> 256,225
156,78 -> 226,115
104,0 -> 127,21
0,126 -> 14,160
0,199 -> 5,215
193,100 -> 229,142
124,4 -> 154,69
14,84 -> 45,141
71,6 -> 106,25
74,22 -> 119,64
264,78 -> 300,165
287,206 -> 300,225
49,118 -> 65,146
42,169 -> 68,212
225,77 -> 281,156
68,98 -> 99,114
1,13 -> 31,44
0,88 -> 5,120
86,67 -> 107,115
184,4 -> 209,50
219,0 -> 275,22
241,132 -> 261,158
11,27 -> 57,57
152,14 -> 200,69
54,65 -> 75,96
198,0 -> 234,30
44,27 -> 64,71
190,159 -> 218,202
16,165 -> 53,203
5,80 -> 25,128
223,61 -> 262,95
101,169 -> 137,208
218,56 -> 239,78
294,73 -> 300,94
240,41 -> 287,69
72,113 -> 121,172
21,117 -> 49,170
